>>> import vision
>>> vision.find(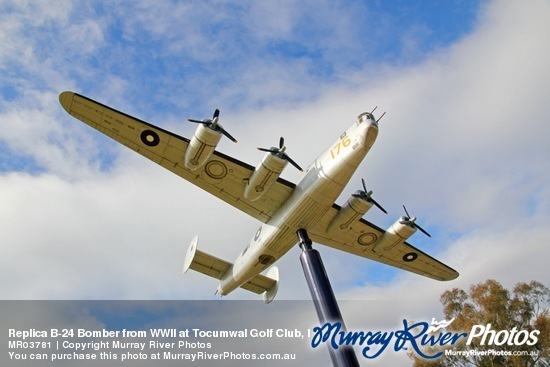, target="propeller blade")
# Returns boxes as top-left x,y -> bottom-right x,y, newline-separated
370,197 -> 388,214
219,126 -> 237,143
403,205 -> 411,220
257,147 -> 276,153
415,223 -> 431,238
284,154 -> 303,172
187,118 -> 209,125
279,137 -> 284,149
